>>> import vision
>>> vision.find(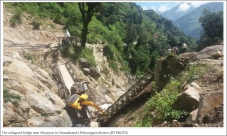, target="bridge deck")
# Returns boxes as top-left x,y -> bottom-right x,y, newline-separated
57,64 -> 74,94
